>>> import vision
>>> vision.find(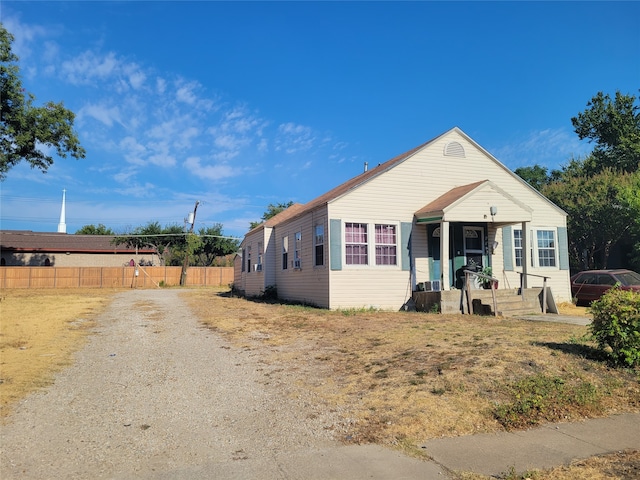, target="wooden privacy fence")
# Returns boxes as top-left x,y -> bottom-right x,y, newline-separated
0,266 -> 234,289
